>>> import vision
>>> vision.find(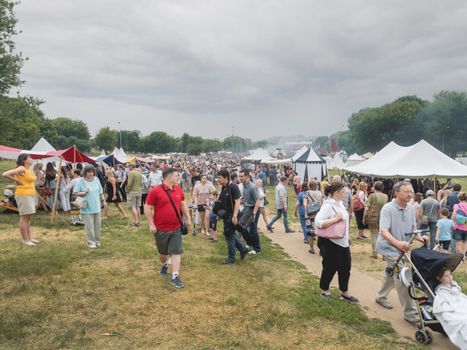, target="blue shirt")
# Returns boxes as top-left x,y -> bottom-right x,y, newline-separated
297,191 -> 306,216
436,218 -> 454,241
74,177 -> 103,214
